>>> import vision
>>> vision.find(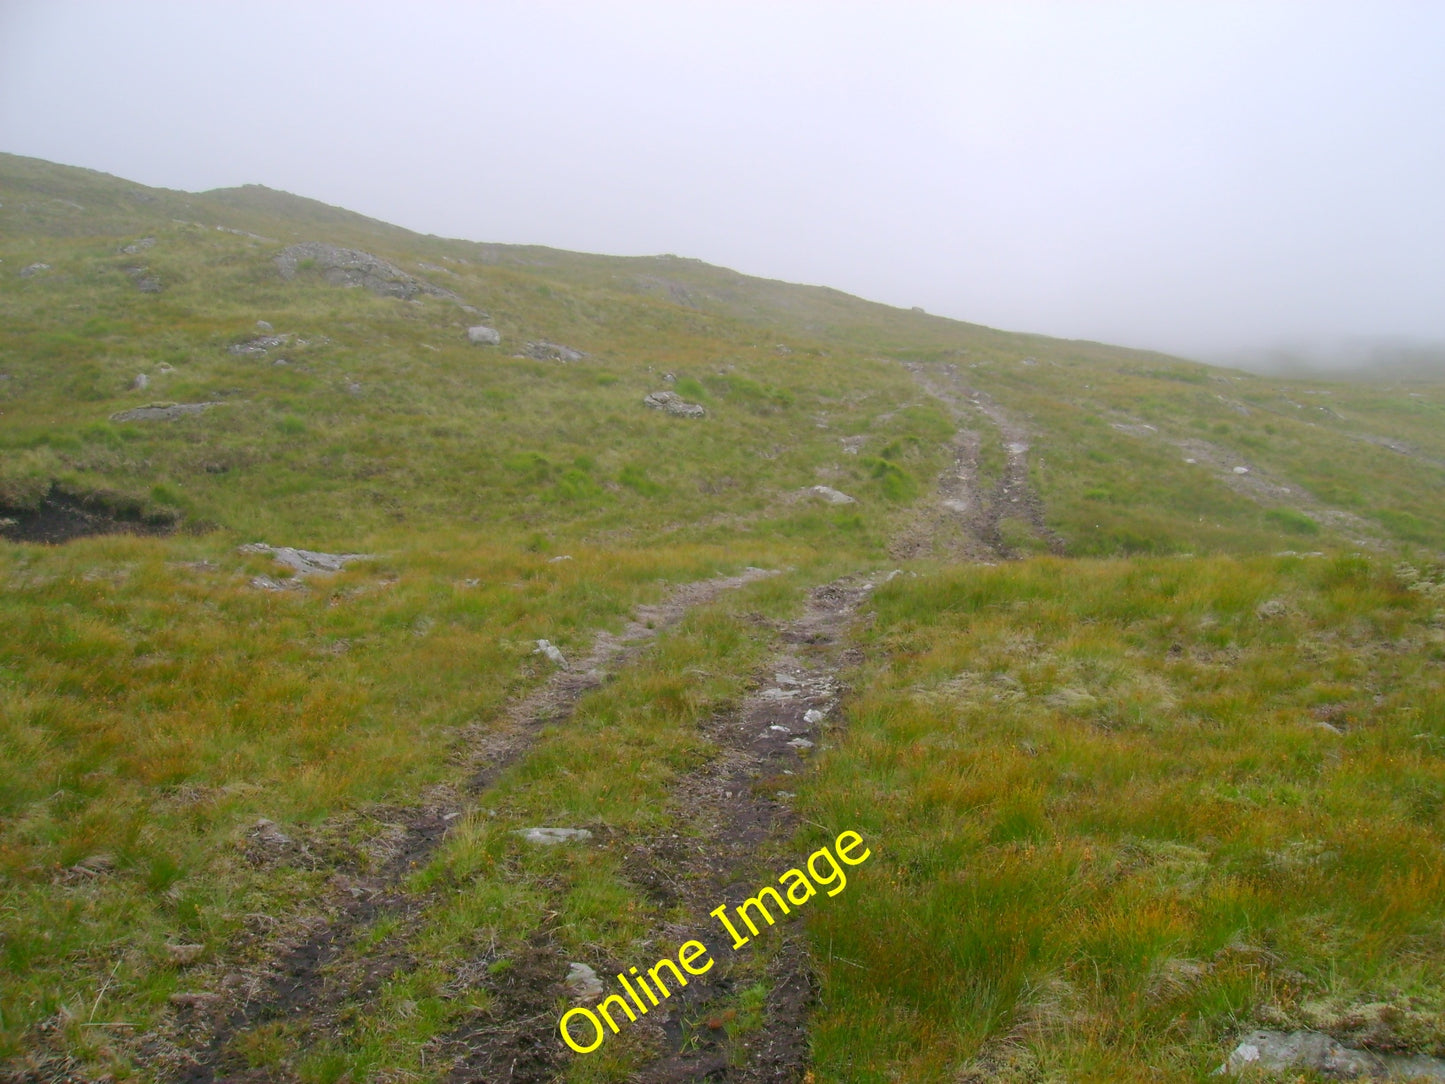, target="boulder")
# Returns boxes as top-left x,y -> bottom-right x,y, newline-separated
805,485 -> 855,505
132,374 -> 149,391
534,639 -> 568,668
467,325 -> 502,346
1217,1030 -> 1384,1078
643,390 -> 705,418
